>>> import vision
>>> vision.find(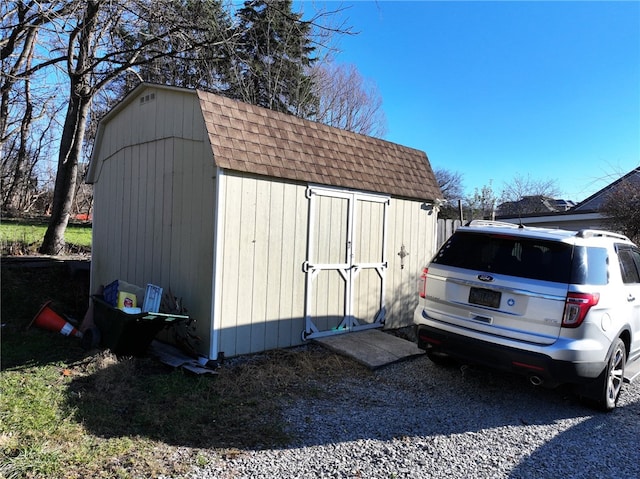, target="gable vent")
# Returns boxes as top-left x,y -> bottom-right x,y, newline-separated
139,93 -> 155,104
